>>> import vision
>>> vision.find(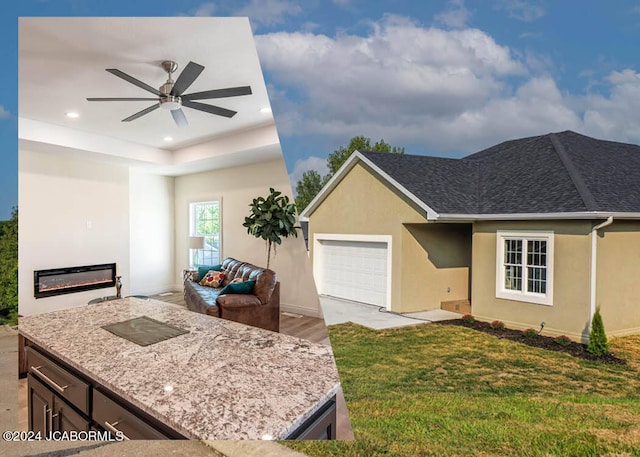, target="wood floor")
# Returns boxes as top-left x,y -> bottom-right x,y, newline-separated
19,292 -> 354,440
149,291 -> 331,345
